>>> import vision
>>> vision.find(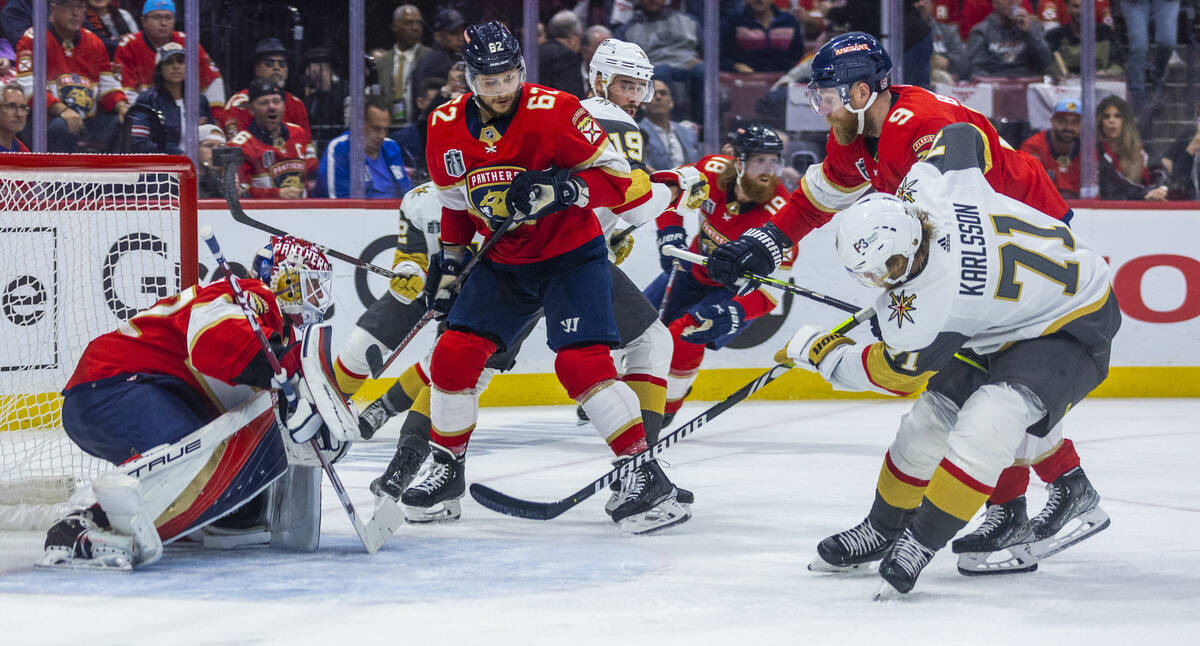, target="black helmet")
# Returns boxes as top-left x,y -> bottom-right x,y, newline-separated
730,123 -> 784,161
462,21 -> 523,77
